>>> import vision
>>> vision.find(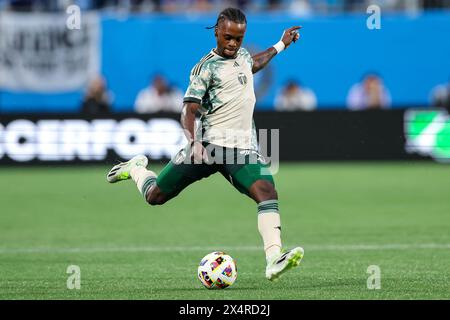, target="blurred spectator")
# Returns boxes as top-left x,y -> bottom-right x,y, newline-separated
1,0 -> 448,12
191,0 -> 213,12
343,0 -> 365,11
134,74 -> 183,113
430,80 -> 450,112
346,73 -> 391,110
81,75 -> 112,114
267,0 -> 283,10
423,0 -> 450,9
274,80 -> 317,111
7,0 -> 34,11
